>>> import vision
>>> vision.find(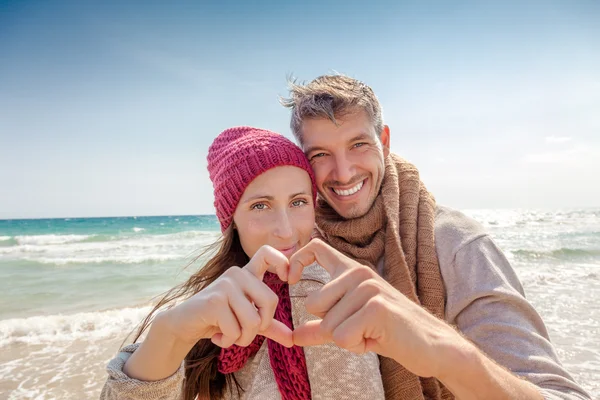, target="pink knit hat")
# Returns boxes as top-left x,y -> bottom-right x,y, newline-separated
207,126 -> 317,232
